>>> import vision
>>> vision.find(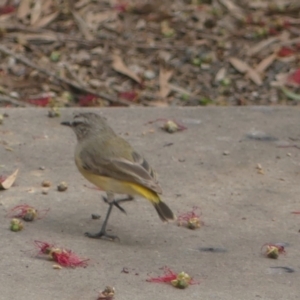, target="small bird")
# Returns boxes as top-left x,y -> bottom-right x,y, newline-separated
61,112 -> 175,240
